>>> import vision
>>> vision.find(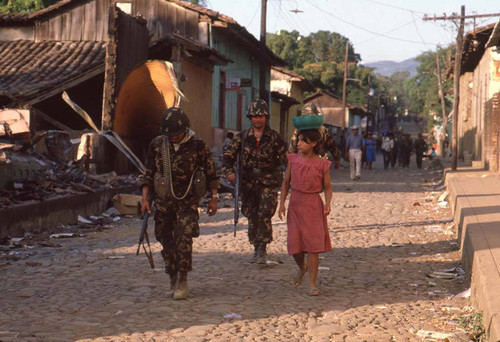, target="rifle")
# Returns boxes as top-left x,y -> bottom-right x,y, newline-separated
233,130 -> 246,237
136,195 -> 155,269
234,154 -> 240,237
